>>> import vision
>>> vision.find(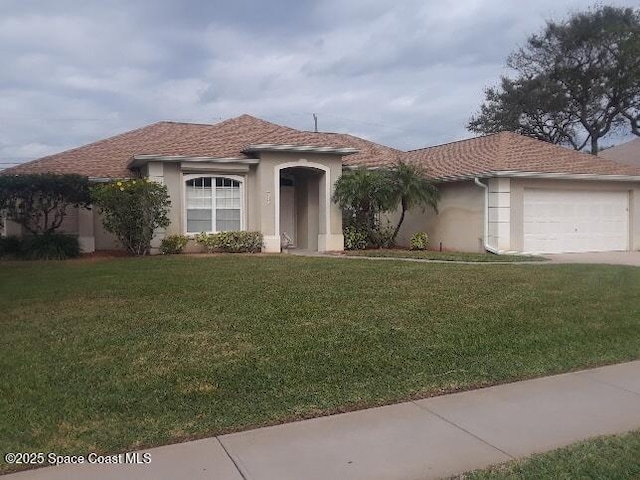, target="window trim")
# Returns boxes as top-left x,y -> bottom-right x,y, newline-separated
182,174 -> 245,234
